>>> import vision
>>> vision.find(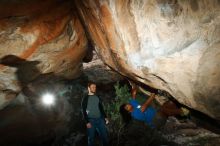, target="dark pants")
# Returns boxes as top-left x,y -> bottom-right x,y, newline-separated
87,118 -> 109,146
152,112 -> 167,130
